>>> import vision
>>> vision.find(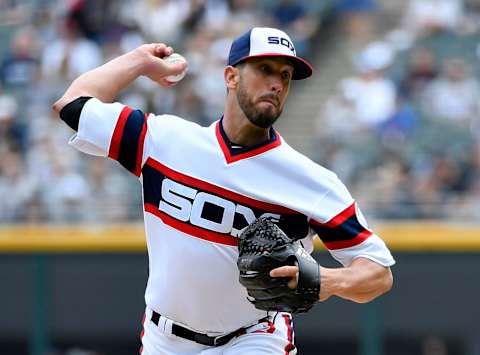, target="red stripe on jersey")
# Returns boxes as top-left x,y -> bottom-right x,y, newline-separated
144,203 -> 238,246
215,121 -> 282,164
311,203 -> 356,228
145,157 -> 298,214
139,313 -> 146,354
108,106 -> 133,160
282,314 -> 295,355
133,113 -> 150,177
267,320 -> 276,334
323,229 -> 373,250
252,320 -> 276,334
